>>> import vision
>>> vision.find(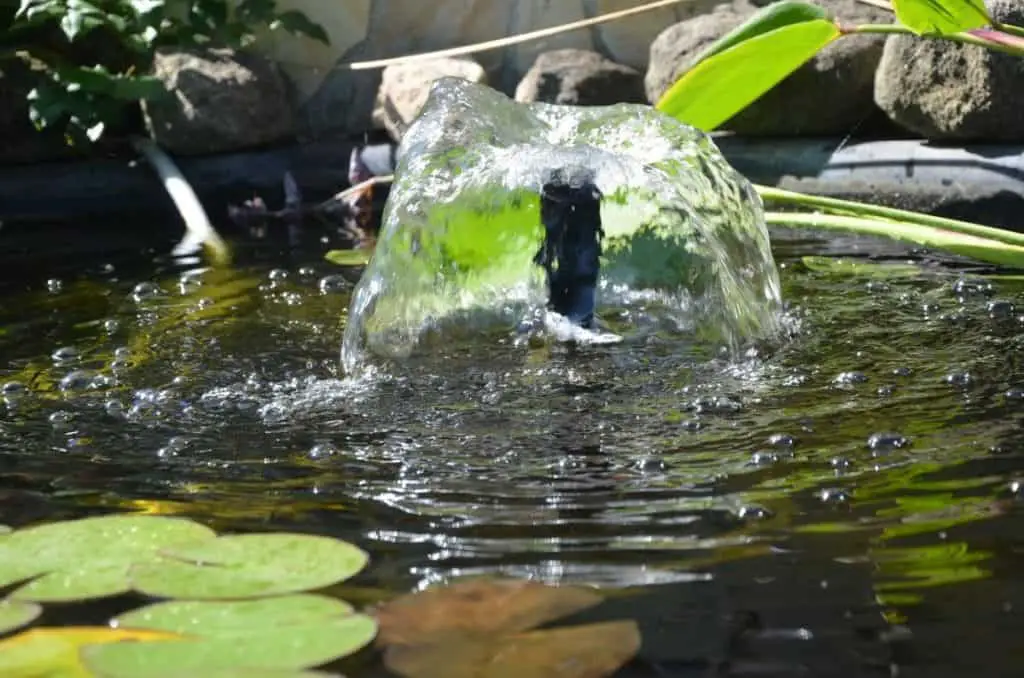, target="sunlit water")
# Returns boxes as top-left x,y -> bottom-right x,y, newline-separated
2,228 -> 1024,676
